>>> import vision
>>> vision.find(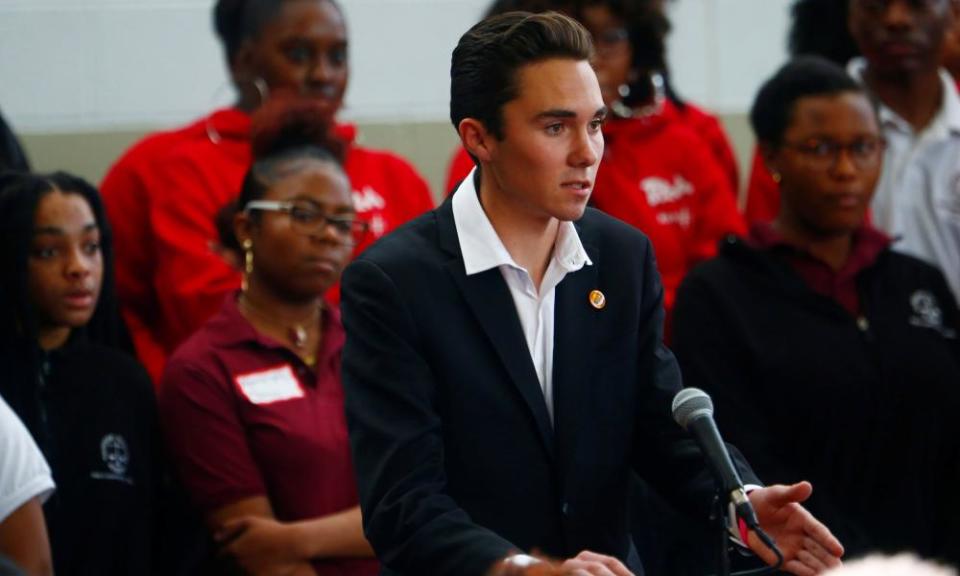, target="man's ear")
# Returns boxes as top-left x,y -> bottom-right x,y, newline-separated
458,118 -> 496,163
